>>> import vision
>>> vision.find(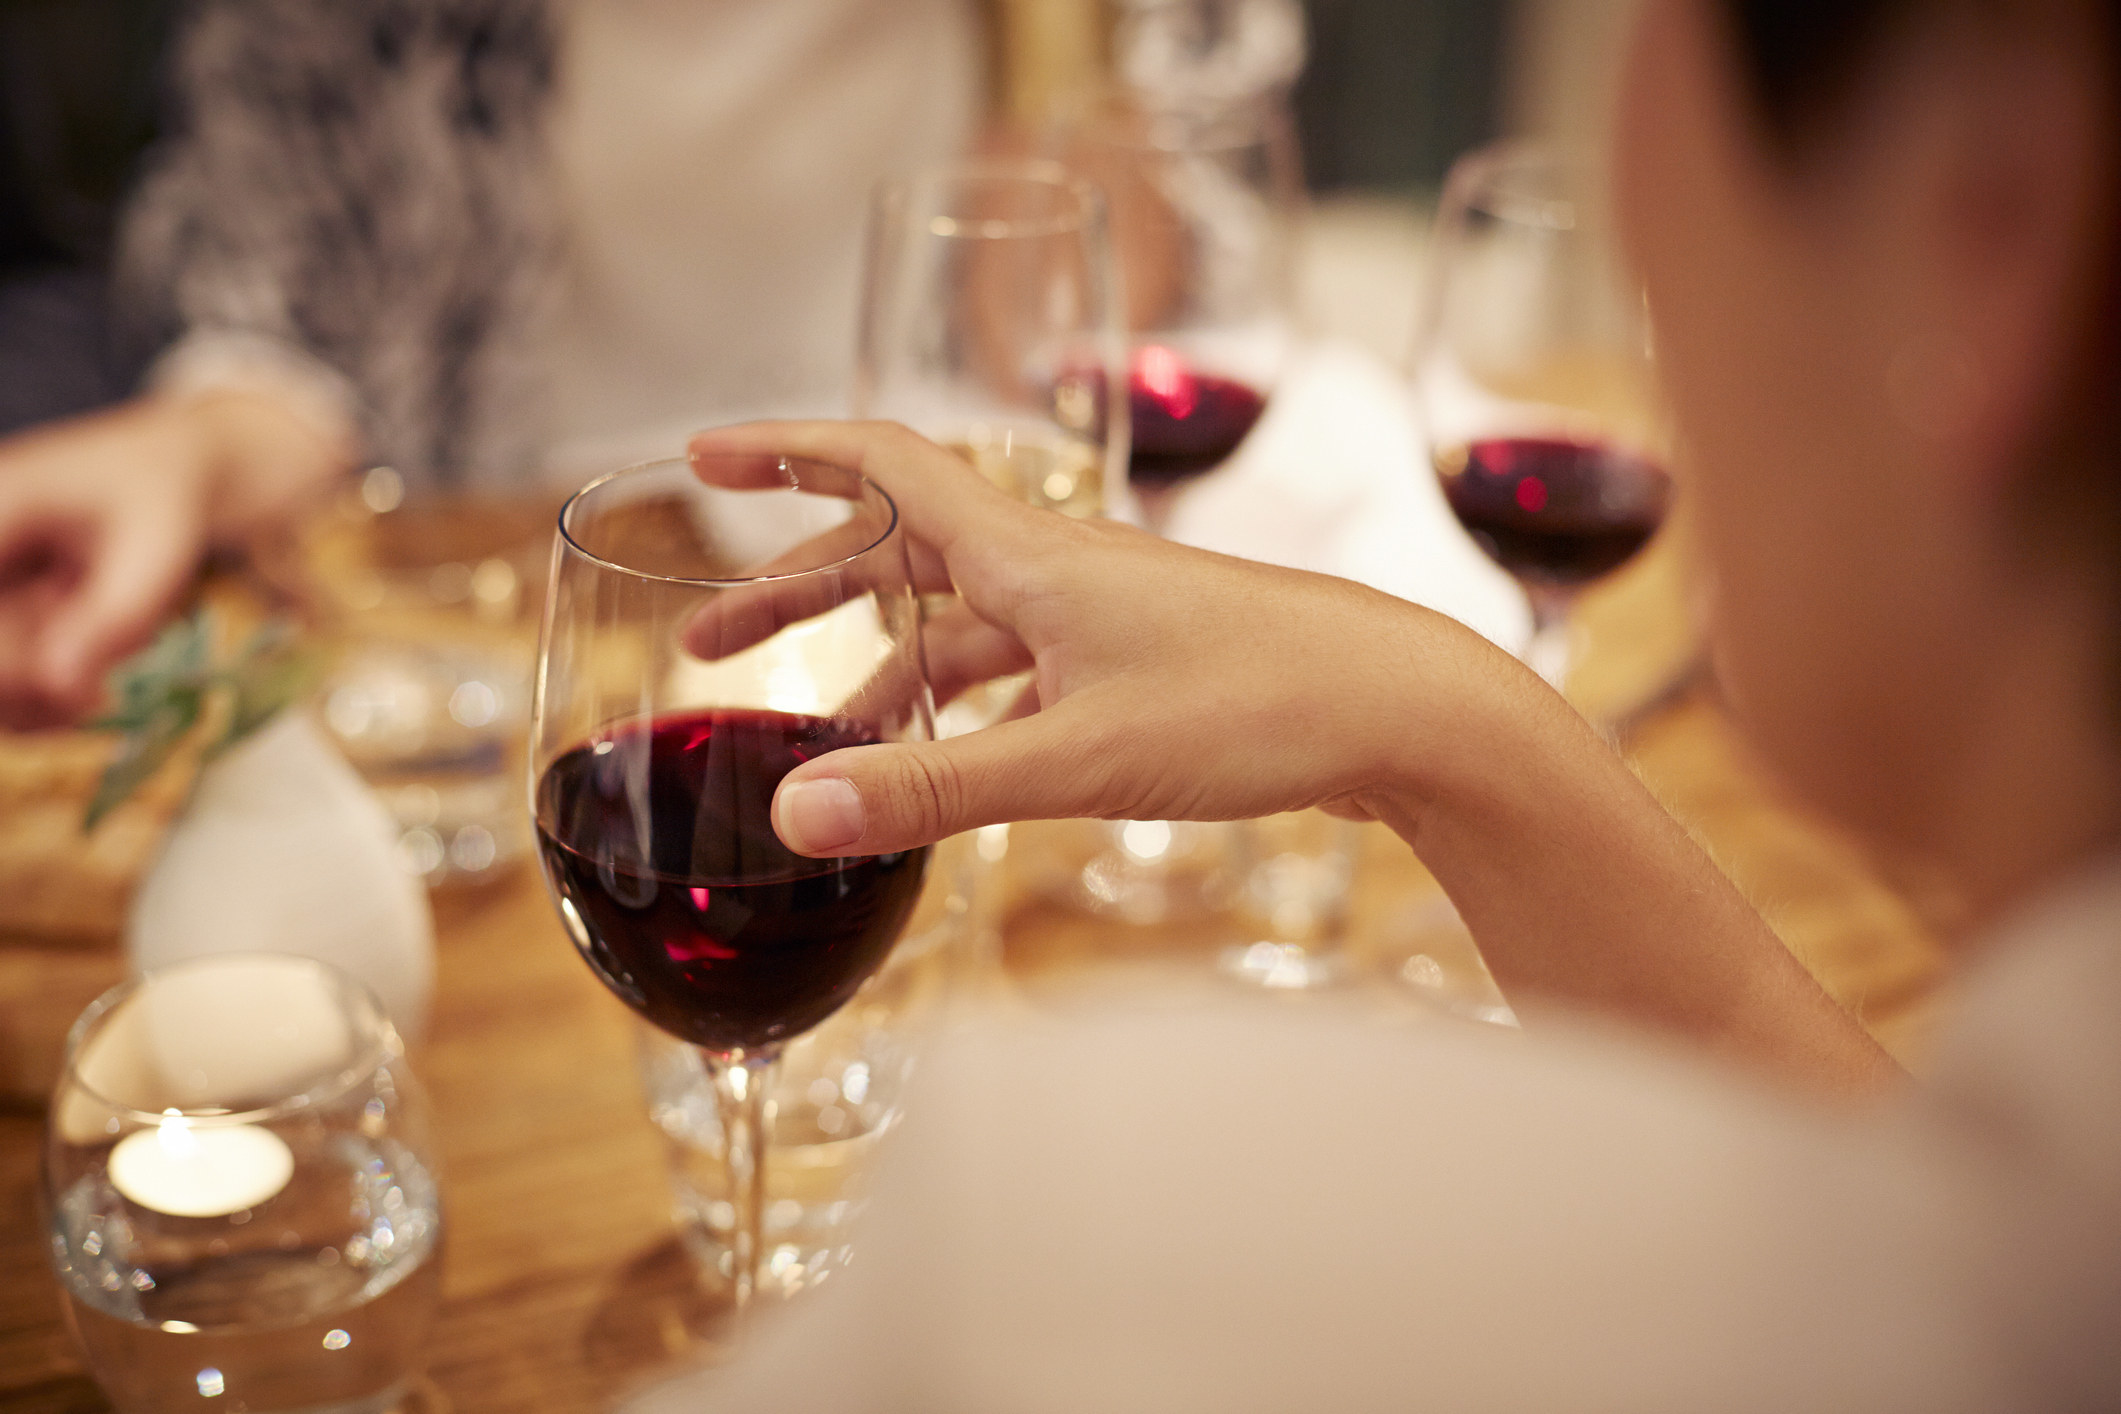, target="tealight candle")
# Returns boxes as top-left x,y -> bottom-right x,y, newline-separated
108,1114 -> 294,1218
